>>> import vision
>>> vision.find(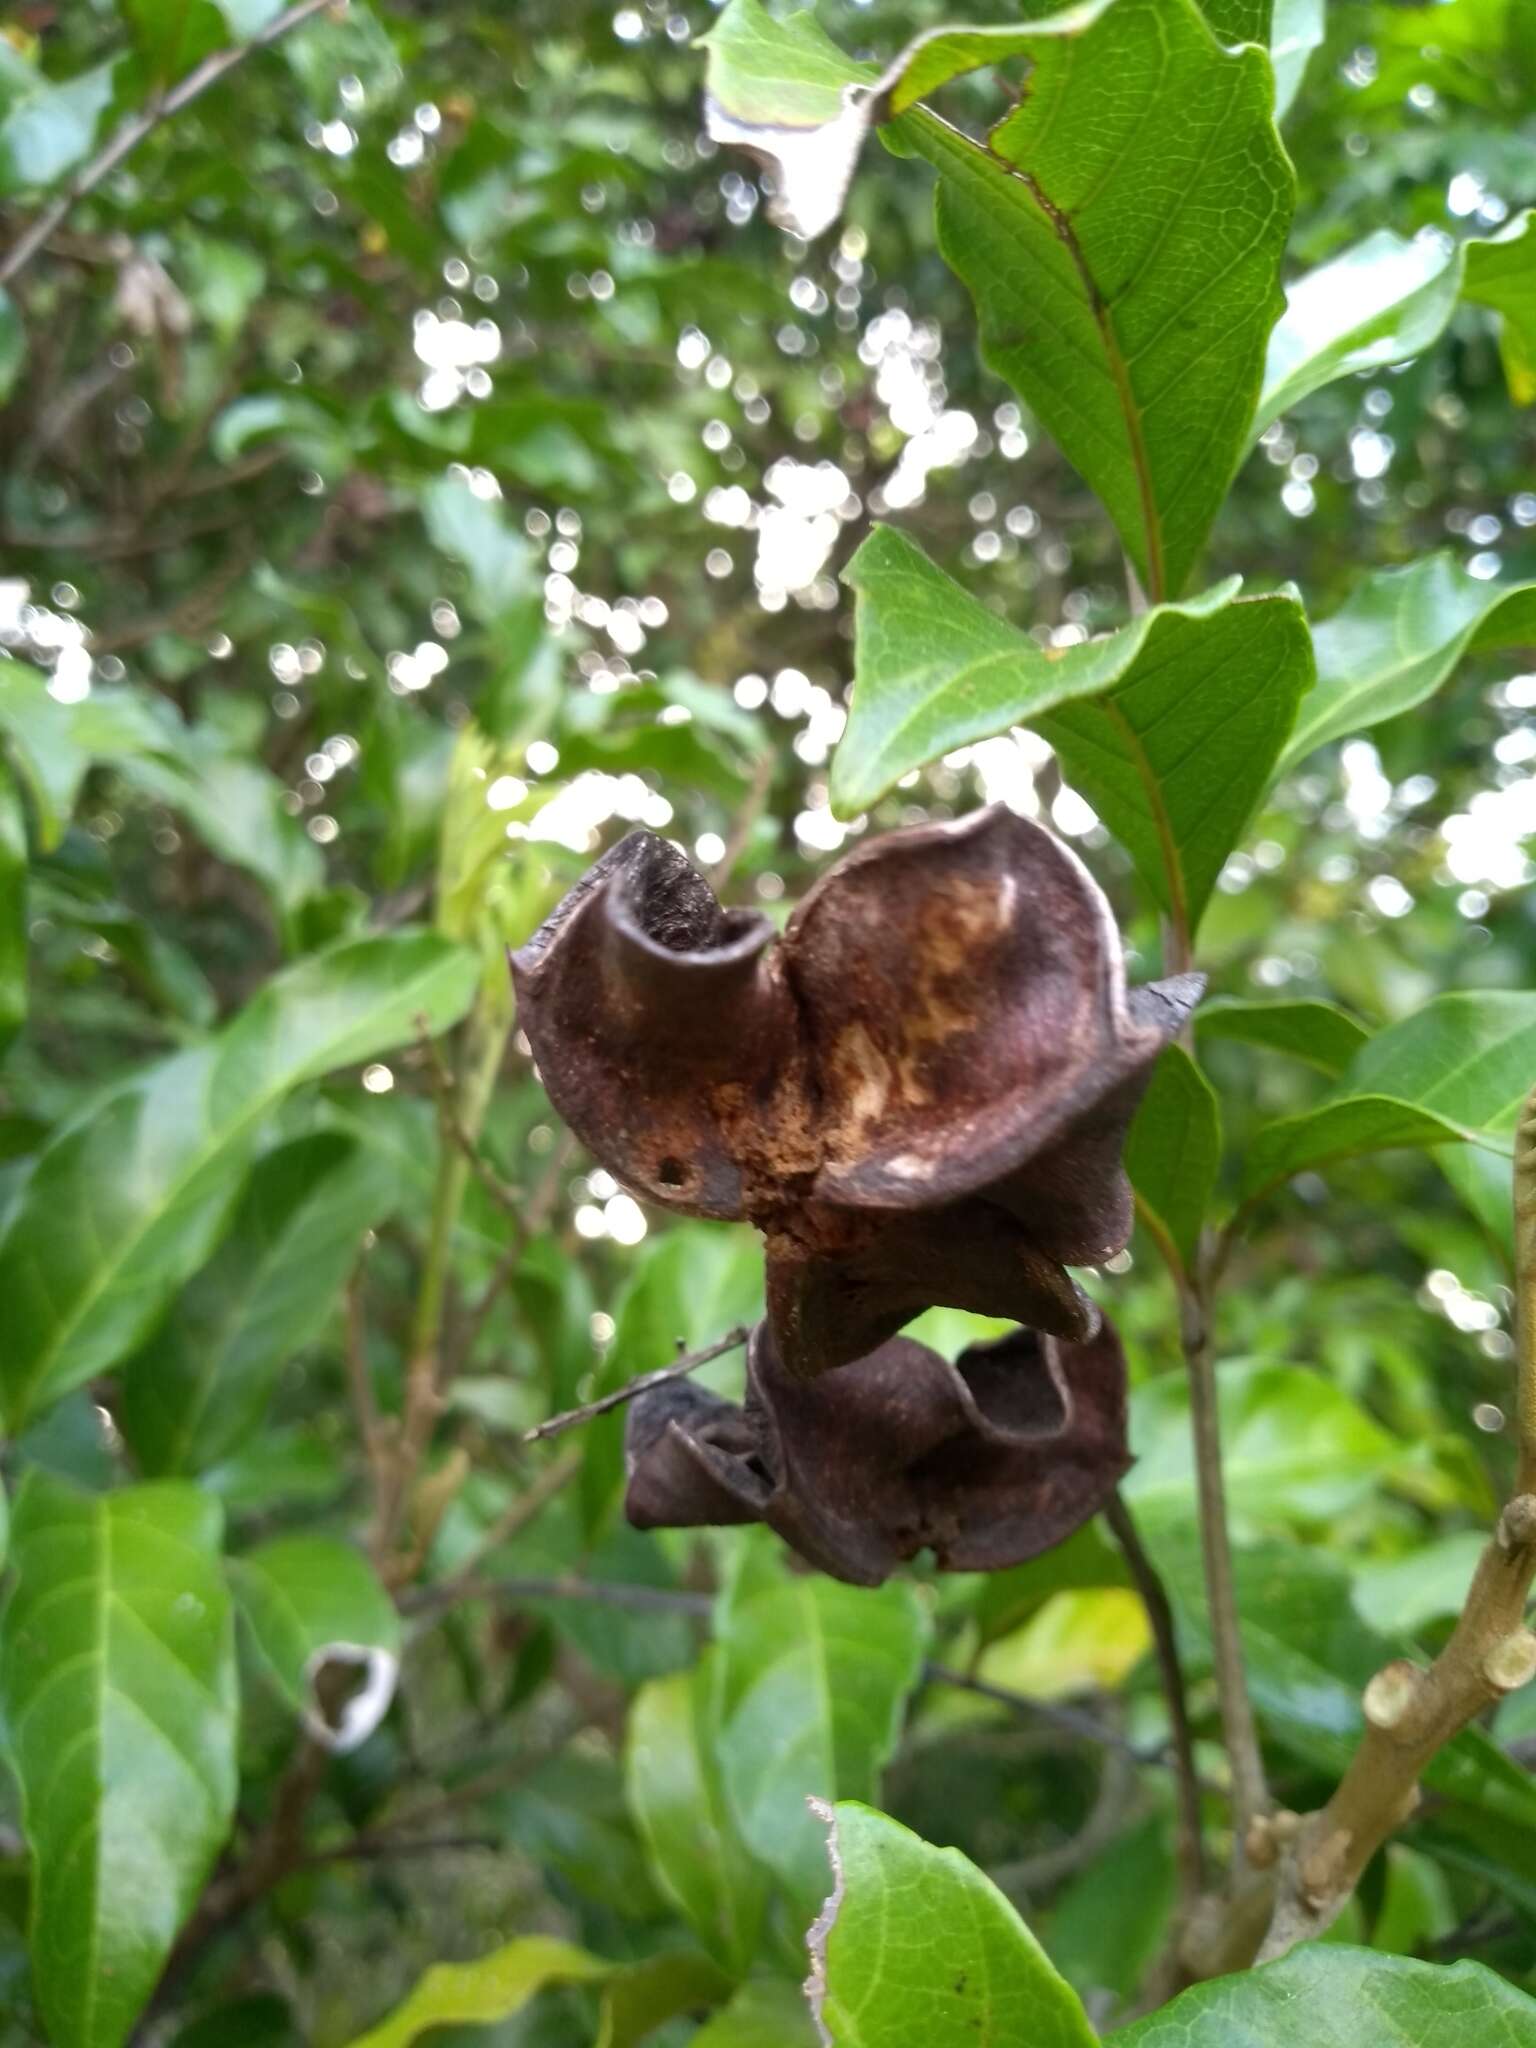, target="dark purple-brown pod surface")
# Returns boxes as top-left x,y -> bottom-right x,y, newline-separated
512,804 -> 1201,1378
623,1316 -> 1132,1588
